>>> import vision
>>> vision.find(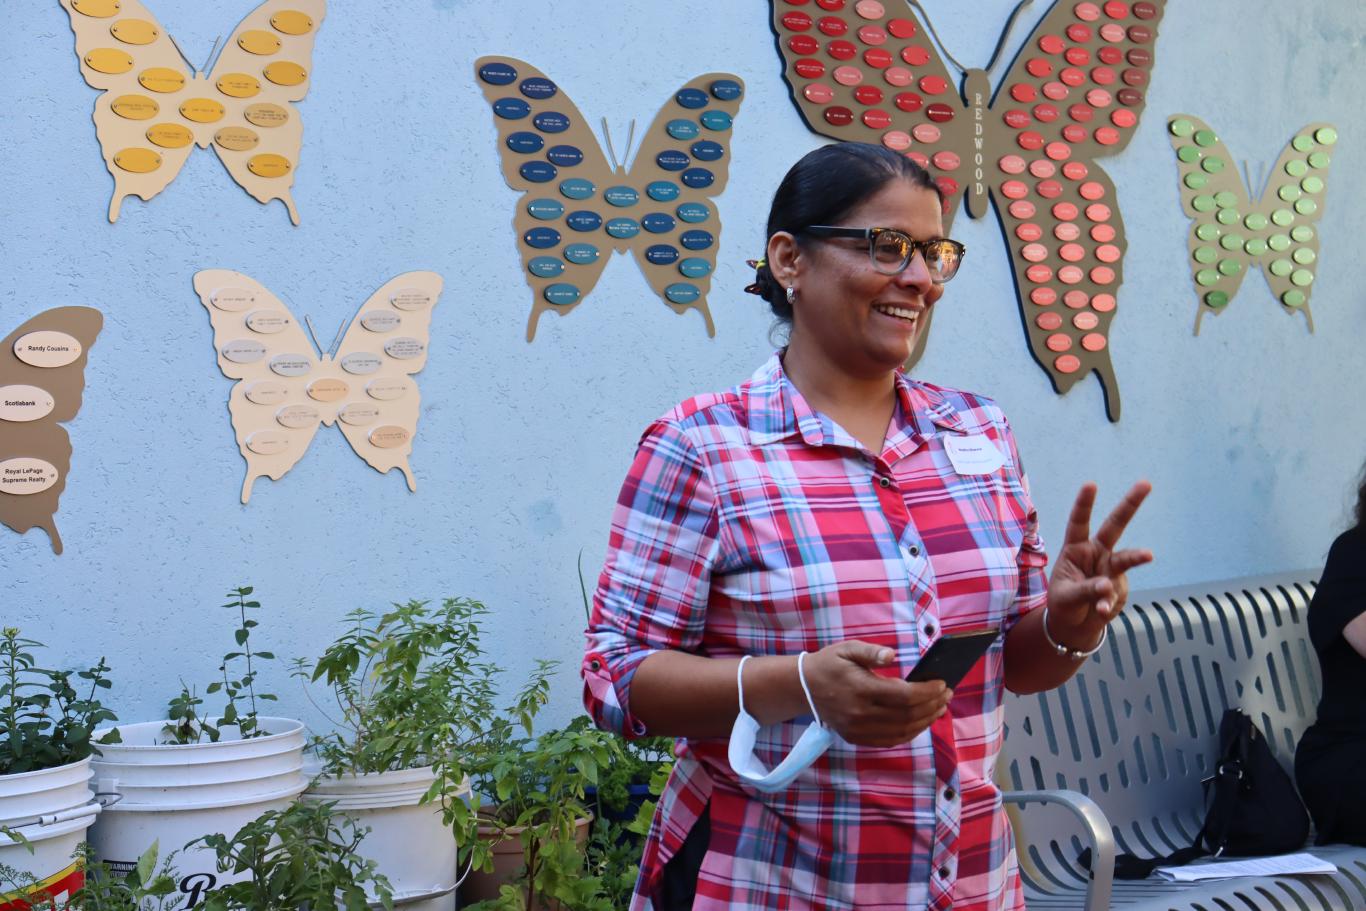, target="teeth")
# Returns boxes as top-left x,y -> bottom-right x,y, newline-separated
874,304 -> 918,321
